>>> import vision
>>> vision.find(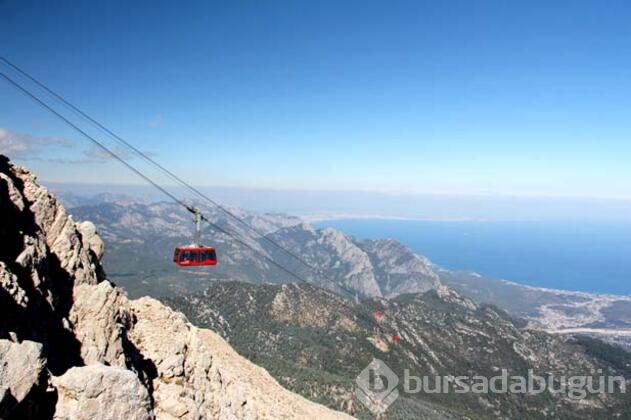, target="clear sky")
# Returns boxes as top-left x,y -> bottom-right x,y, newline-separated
1,0 -> 631,200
